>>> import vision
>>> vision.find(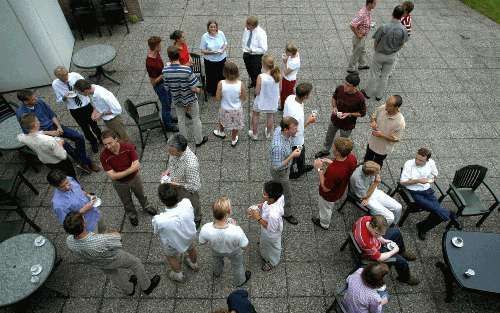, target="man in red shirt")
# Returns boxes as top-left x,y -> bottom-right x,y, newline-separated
312,137 -> 357,230
100,130 -> 157,226
353,215 -> 419,285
